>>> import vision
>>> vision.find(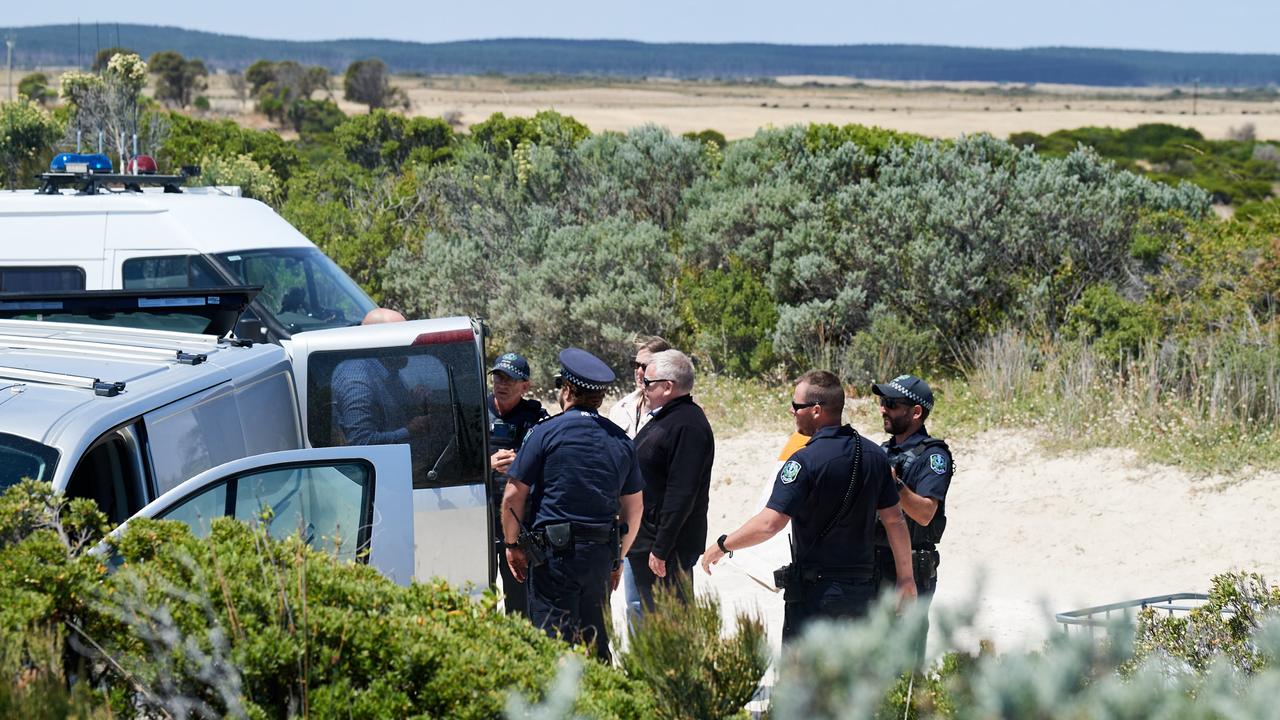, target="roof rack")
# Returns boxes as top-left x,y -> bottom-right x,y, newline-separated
36,168 -> 198,196
0,365 -> 126,397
